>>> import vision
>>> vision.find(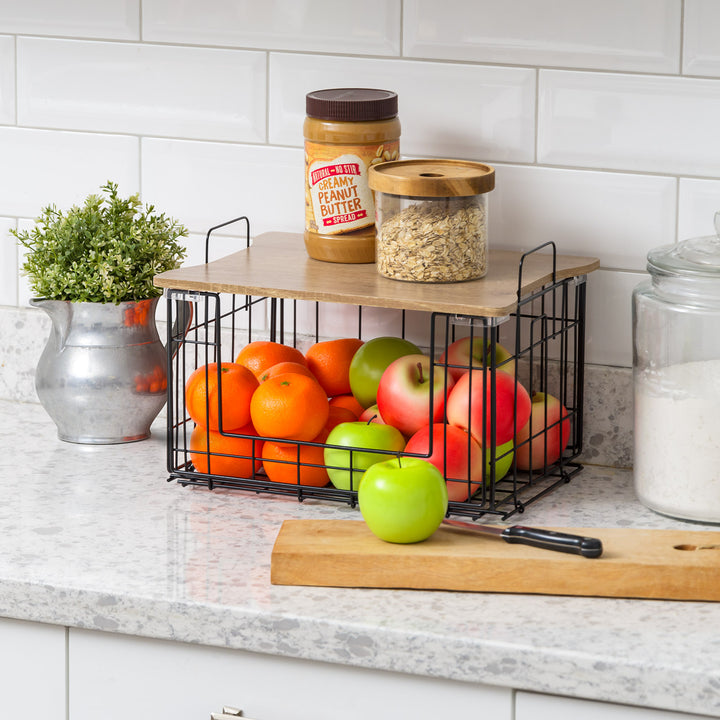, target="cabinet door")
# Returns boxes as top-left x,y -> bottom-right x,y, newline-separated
70,628 -> 512,720
516,690 -> 712,720
0,618 -> 66,718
